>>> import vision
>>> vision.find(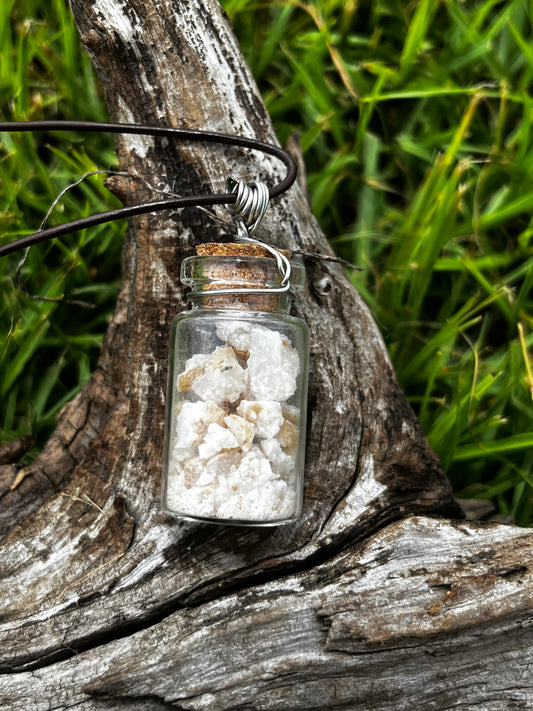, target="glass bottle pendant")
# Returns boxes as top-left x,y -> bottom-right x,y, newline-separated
161,242 -> 309,526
